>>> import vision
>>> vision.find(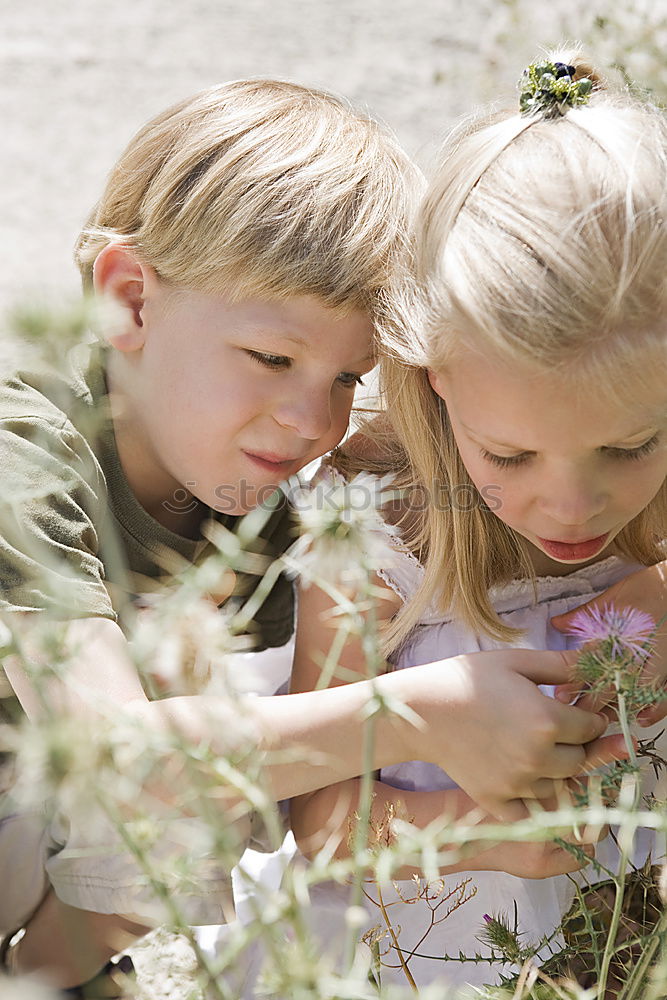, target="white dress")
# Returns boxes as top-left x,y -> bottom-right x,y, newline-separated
305,538 -> 666,991
202,530 -> 666,995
